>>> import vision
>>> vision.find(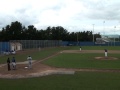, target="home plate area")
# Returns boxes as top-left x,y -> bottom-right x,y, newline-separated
0,60 -> 75,79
